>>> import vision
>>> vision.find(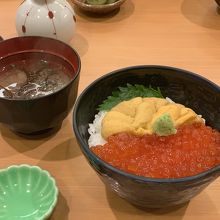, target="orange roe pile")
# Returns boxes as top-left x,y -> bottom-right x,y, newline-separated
91,123 -> 220,178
